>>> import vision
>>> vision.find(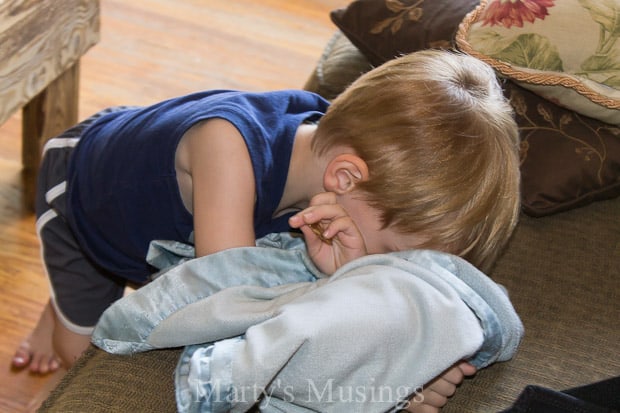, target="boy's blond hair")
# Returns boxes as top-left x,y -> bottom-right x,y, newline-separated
312,50 -> 520,272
